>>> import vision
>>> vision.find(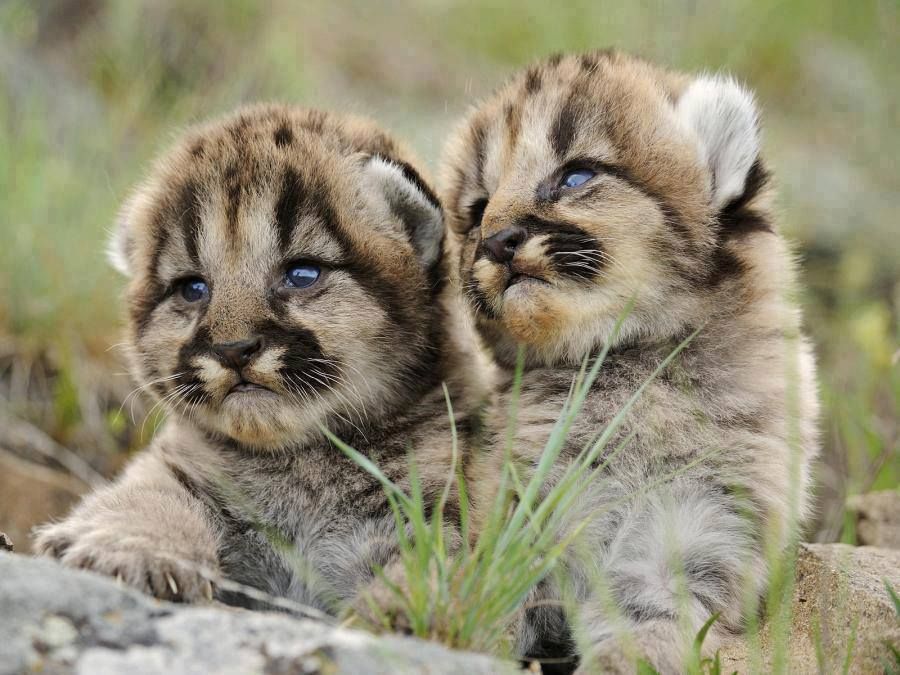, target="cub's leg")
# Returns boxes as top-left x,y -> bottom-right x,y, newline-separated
574,480 -> 761,674
34,451 -> 220,603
